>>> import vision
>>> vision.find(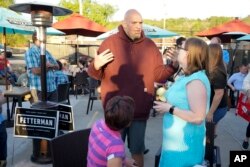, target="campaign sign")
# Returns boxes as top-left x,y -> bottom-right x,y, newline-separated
51,104 -> 74,131
236,93 -> 250,122
230,151 -> 250,167
14,107 -> 59,140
